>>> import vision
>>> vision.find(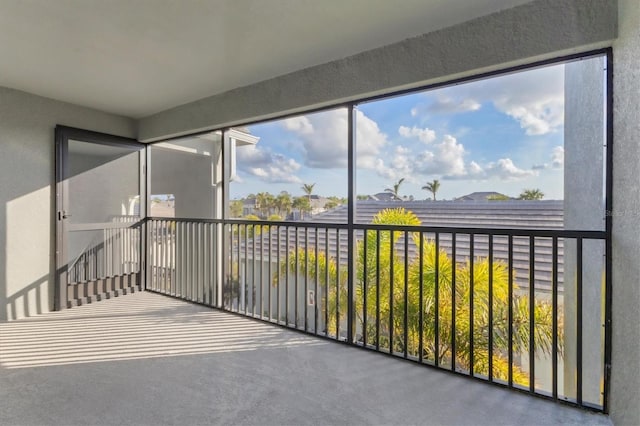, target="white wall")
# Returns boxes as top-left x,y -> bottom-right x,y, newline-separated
0,86 -> 135,320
